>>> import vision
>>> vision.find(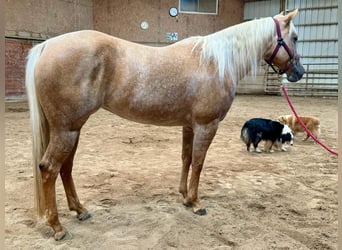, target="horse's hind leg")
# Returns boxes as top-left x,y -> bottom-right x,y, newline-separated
40,130 -> 80,240
185,120 -> 218,215
179,126 -> 194,200
60,133 -> 91,221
